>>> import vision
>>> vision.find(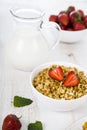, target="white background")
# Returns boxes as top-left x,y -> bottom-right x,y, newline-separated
0,0 -> 87,130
